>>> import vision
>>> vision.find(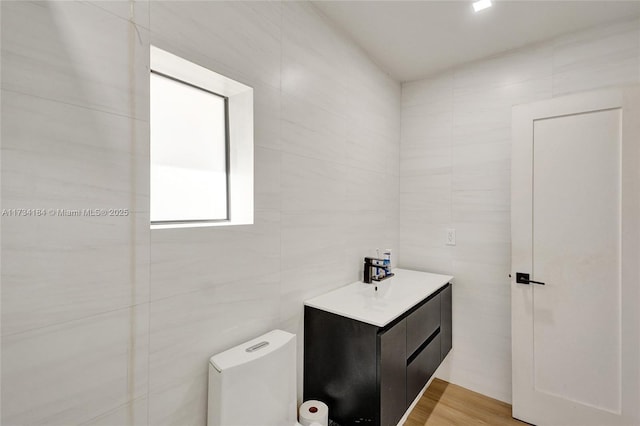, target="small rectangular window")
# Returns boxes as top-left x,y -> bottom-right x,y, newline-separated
150,72 -> 229,223
150,46 -> 254,229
